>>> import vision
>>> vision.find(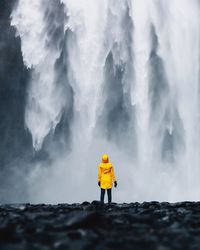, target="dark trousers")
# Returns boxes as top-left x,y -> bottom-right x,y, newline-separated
100,188 -> 112,203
